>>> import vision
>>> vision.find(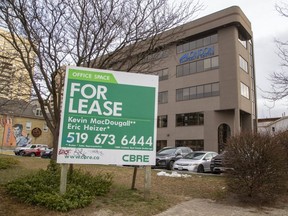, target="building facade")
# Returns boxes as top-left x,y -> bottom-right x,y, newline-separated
0,28 -> 32,101
0,99 -> 53,148
115,6 -> 257,153
258,117 -> 288,135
